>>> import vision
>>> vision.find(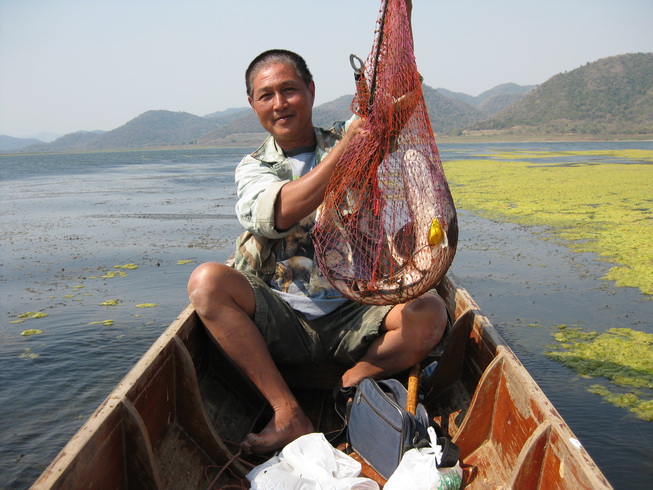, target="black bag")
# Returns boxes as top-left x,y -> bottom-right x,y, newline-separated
346,377 -> 459,480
